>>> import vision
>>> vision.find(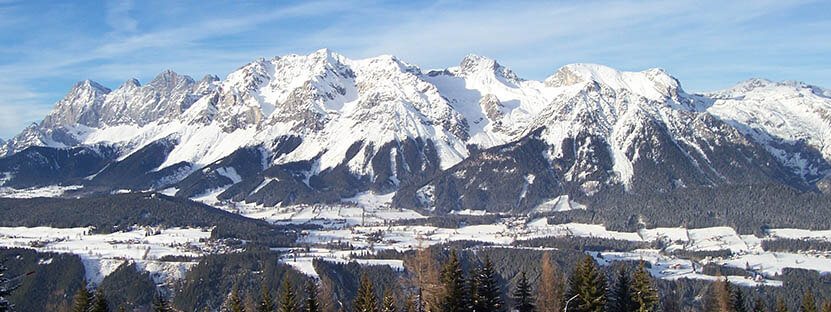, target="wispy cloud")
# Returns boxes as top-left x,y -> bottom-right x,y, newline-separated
0,0 -> 828,138
105,0 -> 138,34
